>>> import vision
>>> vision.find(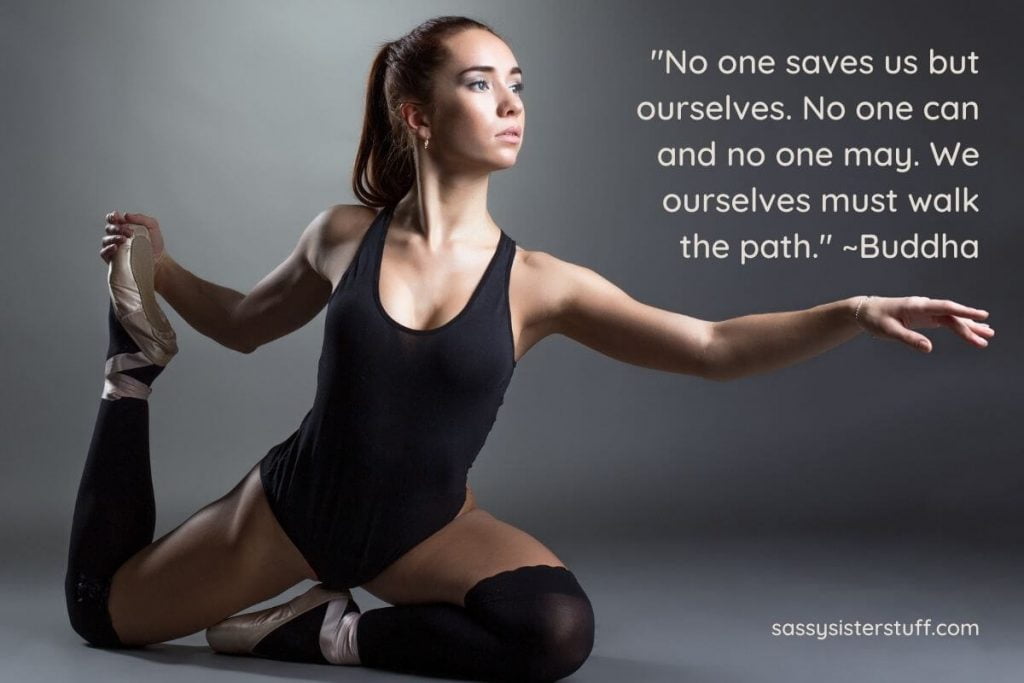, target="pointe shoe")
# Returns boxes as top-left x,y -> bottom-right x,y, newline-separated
107,223 -> 177,367
206,583 -> 360,664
